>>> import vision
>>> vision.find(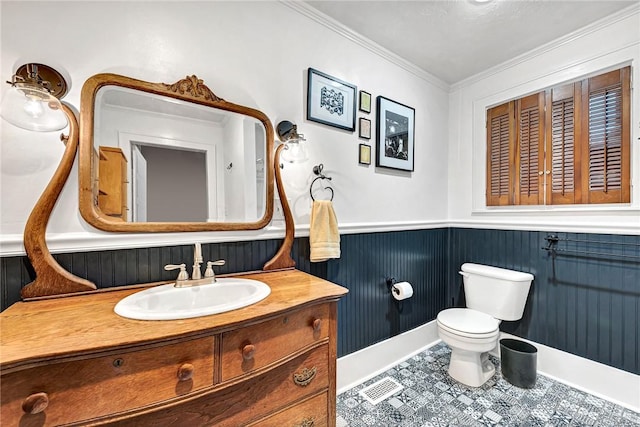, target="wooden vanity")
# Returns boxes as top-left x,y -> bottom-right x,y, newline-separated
1,269 -> 348,426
